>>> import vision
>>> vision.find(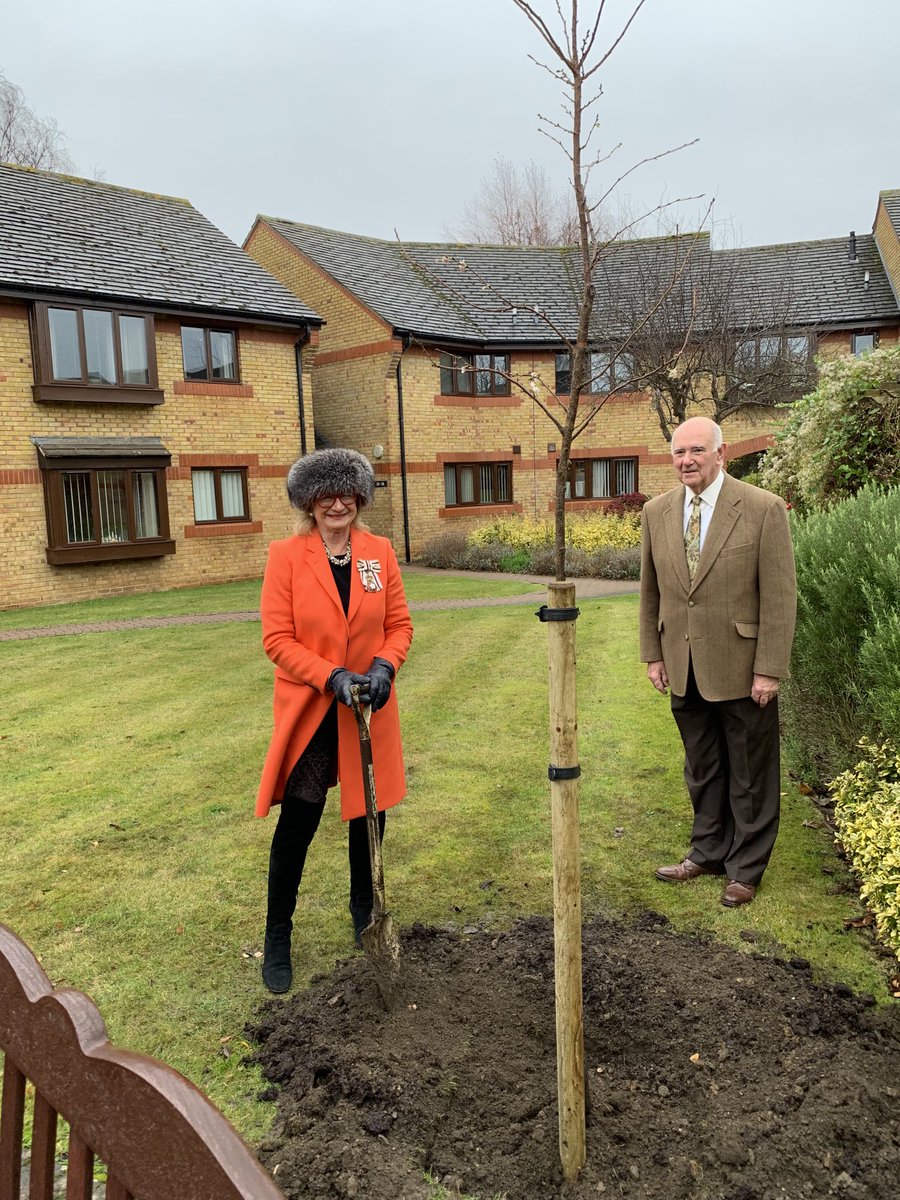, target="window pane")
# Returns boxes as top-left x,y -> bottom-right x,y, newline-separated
592,459 -> 611,498
574,462 -> 586,498
132,471 -> 160,537
209,330 -> 236,380
459,467 -> 475,504
84,309 -> 116,384
97,471 -> 128,543
48,308 -> 82,381
192,469 -> 217,521
182,327 -> 208,380
759,336 -> 781,366
62,472 -> 94,542
853,333 -> 876,356
496,463 -> 510,502
735,340 -> 756,370
120,315 -> 150,384
475,354 -> 493,396
493,355 -> 509,393
220,470 -> 246,518
785,335 -> 809,361
444,464 -> 457,506
555,353 -> 571,395
455,356 -> 473,394
440,353 -> 455,395
614,352 -> 635,387
480,463 -> 494,503
616,459 -> 636,494
589,351 -> 611,393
